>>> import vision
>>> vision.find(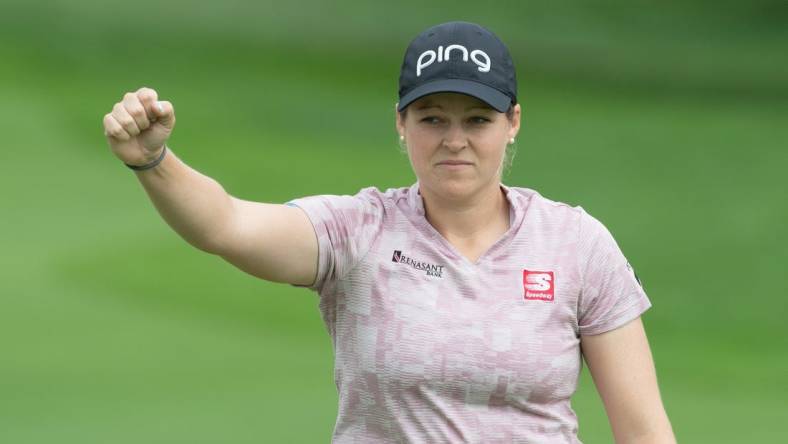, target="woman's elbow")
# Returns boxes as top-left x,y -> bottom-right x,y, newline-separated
615,412 -> 676,444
